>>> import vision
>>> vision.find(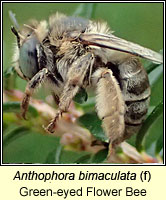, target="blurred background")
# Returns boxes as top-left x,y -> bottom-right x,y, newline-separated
3,2 -> 164,164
